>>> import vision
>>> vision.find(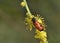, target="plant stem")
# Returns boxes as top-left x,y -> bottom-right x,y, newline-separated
23,0 -> 32,15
